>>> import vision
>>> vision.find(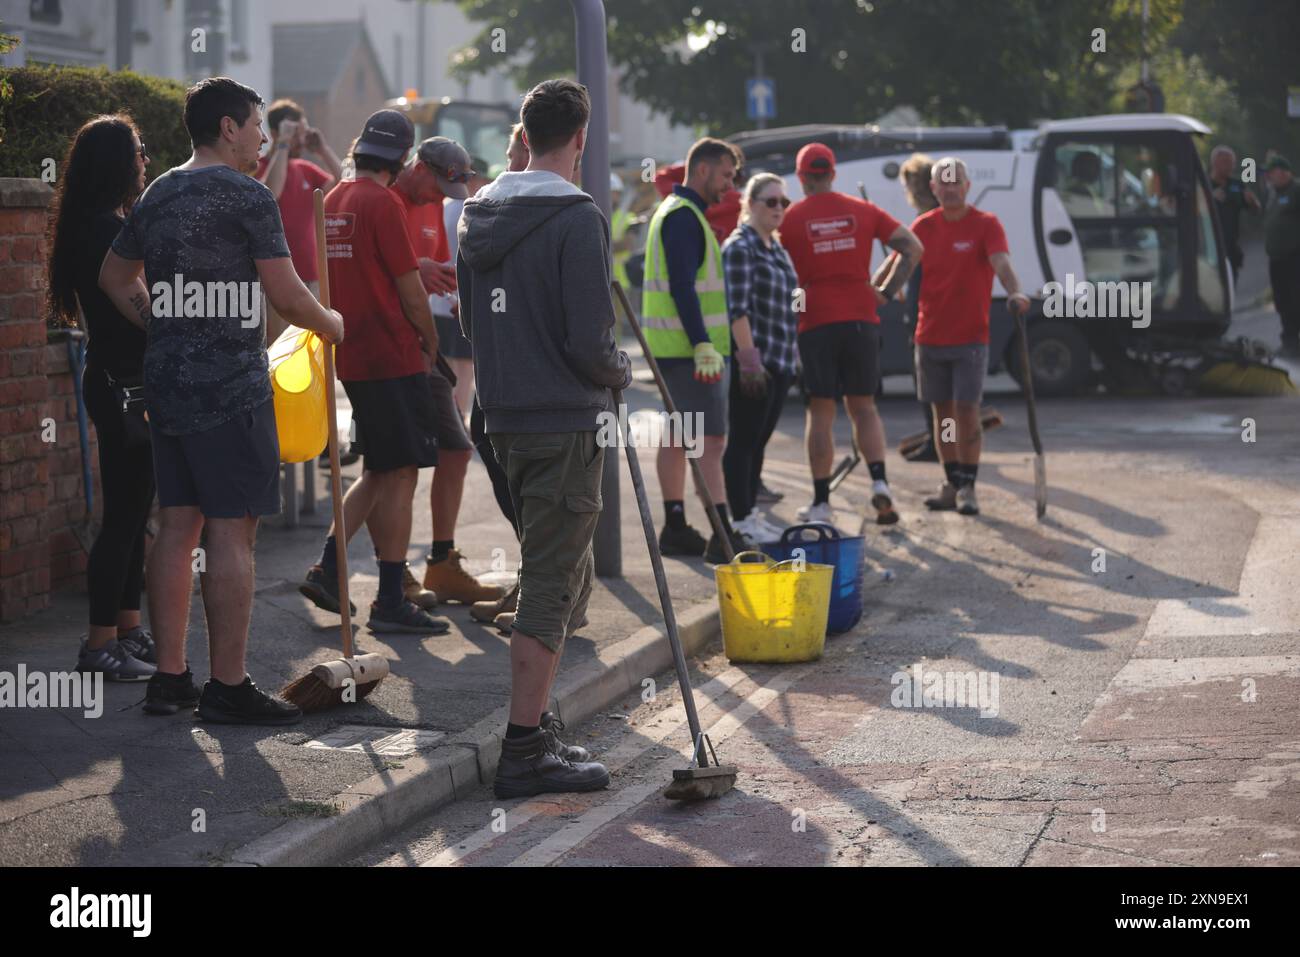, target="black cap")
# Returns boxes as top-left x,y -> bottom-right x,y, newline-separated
417,136 -> 474,199
354,109 -> 414,162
